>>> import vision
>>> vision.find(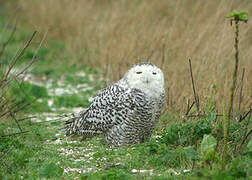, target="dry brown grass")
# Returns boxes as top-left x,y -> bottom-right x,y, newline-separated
8,0 -> 252,113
